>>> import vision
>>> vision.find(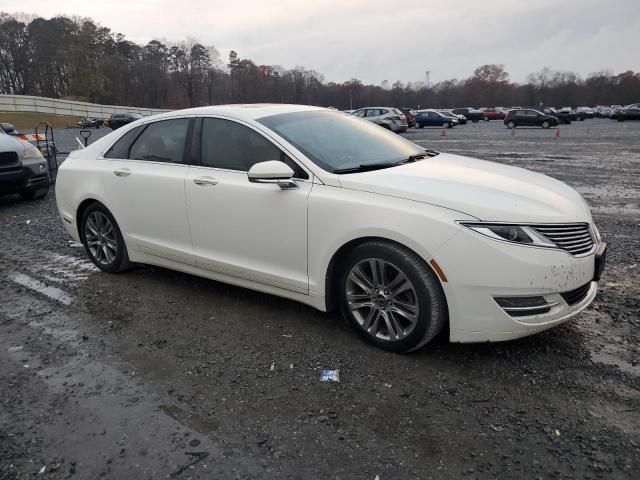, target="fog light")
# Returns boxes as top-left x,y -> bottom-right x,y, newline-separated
494,296 -> 558,317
